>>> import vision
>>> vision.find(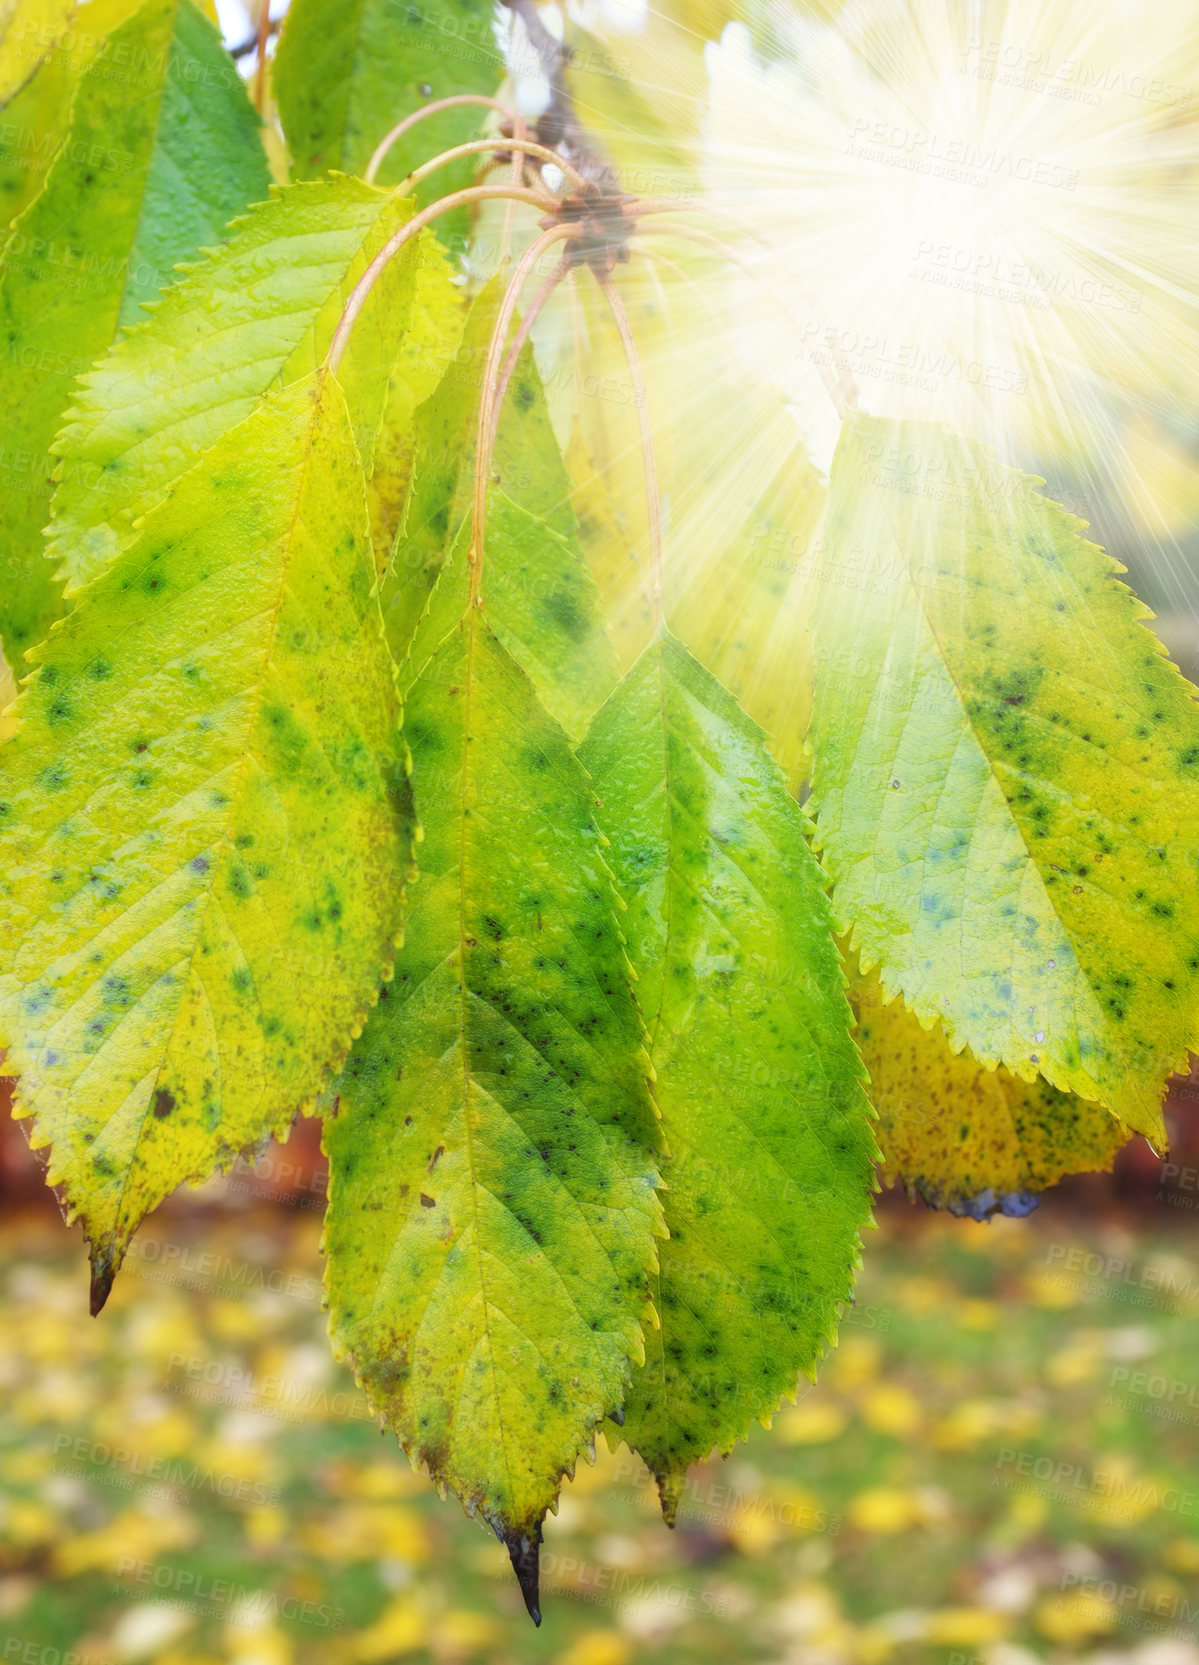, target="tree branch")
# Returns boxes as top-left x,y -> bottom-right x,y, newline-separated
502,0 -> 616,189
